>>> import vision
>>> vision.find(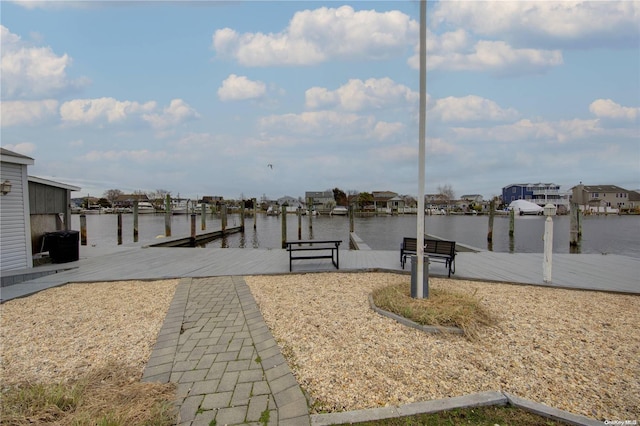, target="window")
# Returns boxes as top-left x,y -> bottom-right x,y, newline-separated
512,188 -> 516,193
